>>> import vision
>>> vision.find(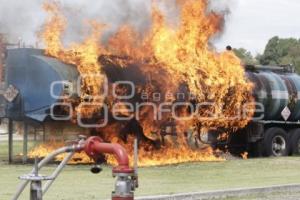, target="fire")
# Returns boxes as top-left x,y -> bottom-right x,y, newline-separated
28,140 -> 93,164
41,1 -> 106,117
29,136 -> 223,167
241,152 -> 248,160
34,0 -> 255,166
107,136 -> 223,167
148,1 -> 253,129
